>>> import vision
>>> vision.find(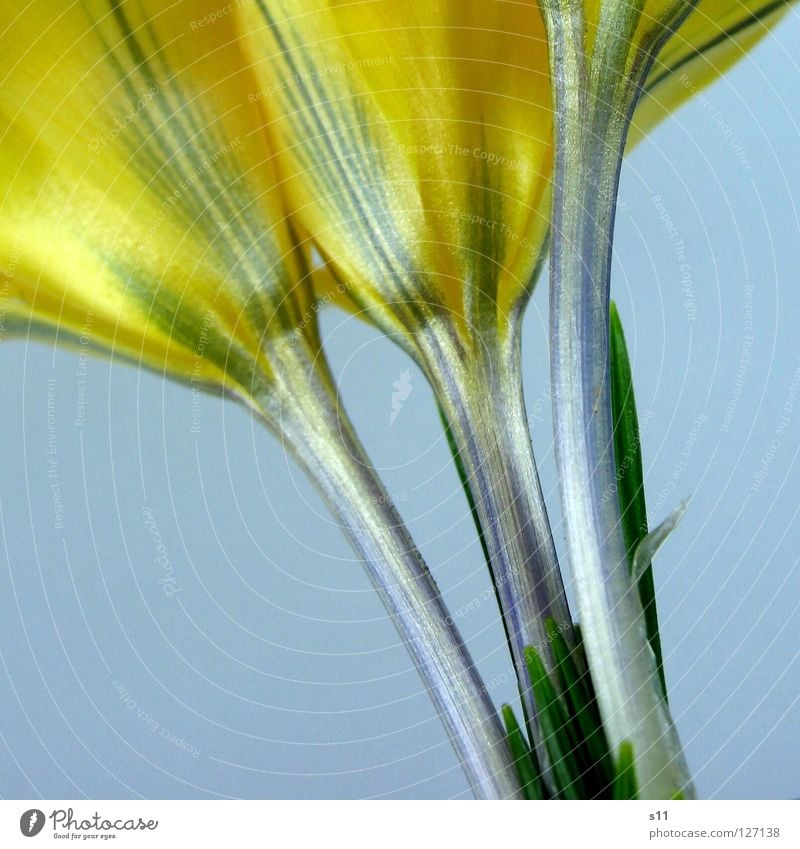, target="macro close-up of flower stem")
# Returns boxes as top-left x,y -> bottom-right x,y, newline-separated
542,0 -> 699,799
1,0 -> 799,827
